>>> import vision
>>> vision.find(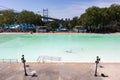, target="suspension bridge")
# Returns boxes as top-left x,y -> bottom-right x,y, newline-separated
0,5 -> 63,22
